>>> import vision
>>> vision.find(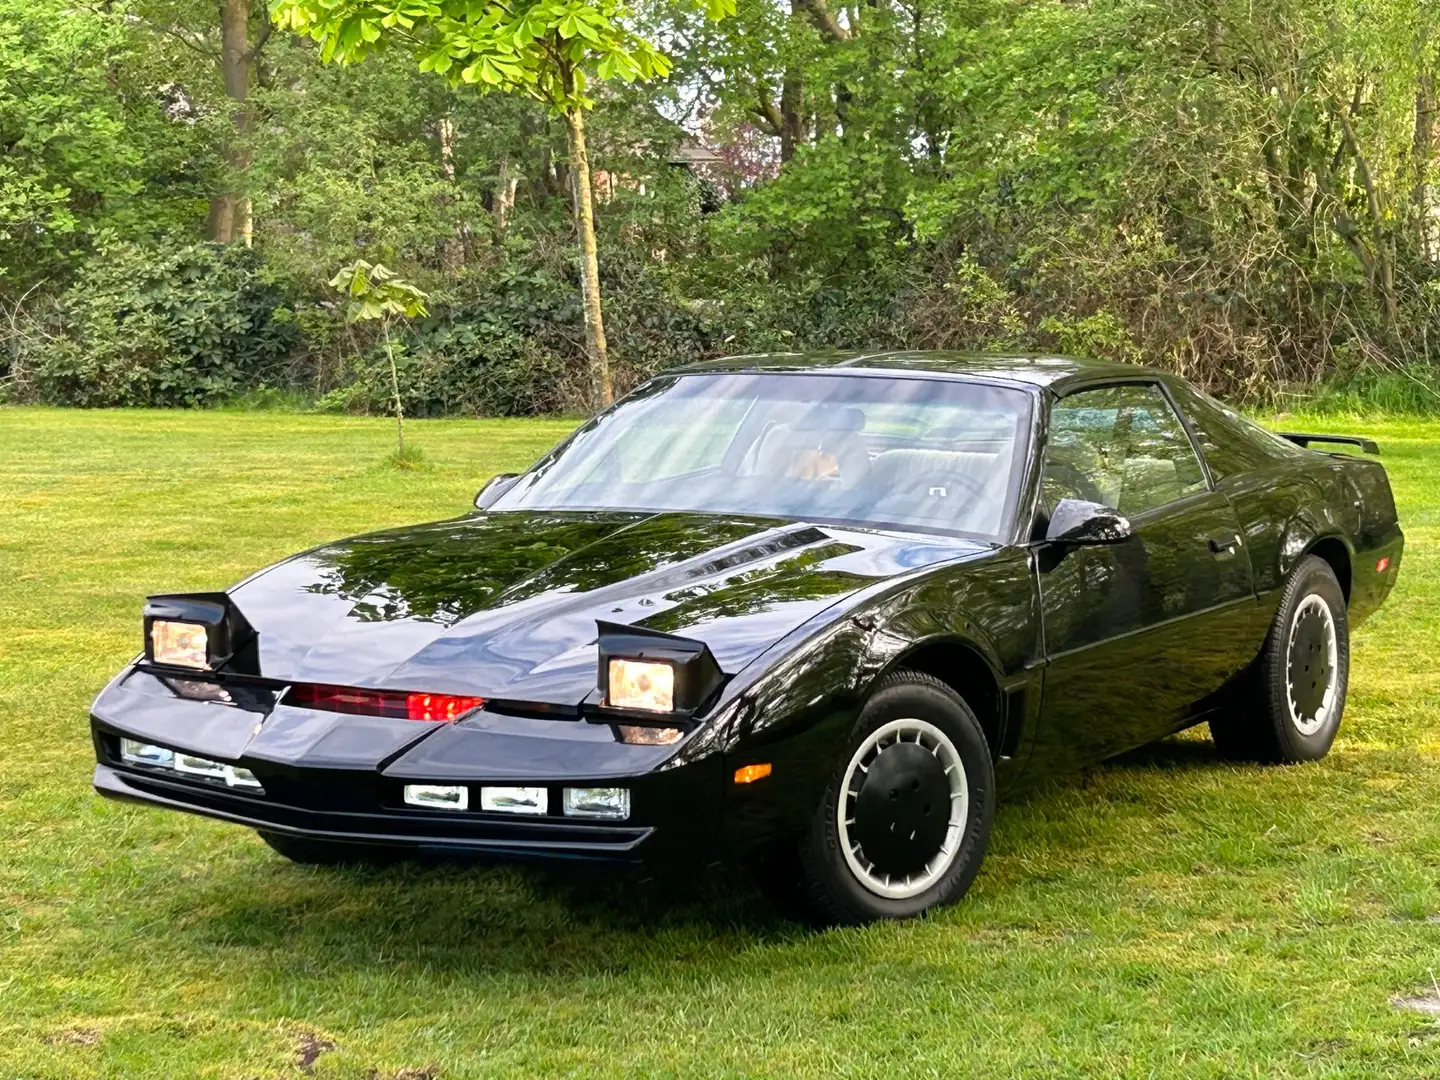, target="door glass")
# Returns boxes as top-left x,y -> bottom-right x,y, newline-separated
1044,384 -> 1208,515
